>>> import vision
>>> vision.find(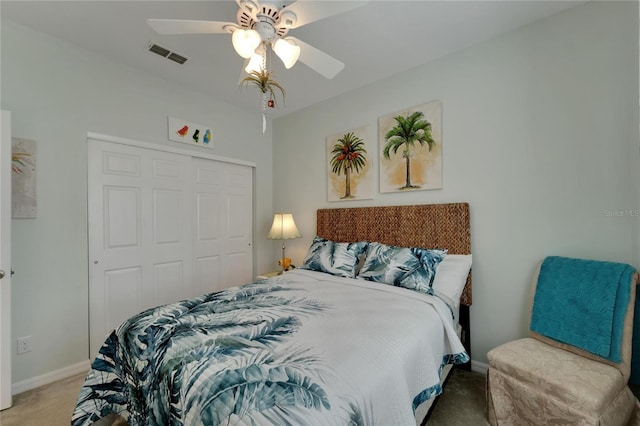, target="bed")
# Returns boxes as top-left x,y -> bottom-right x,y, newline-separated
71,203 -> 472,426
